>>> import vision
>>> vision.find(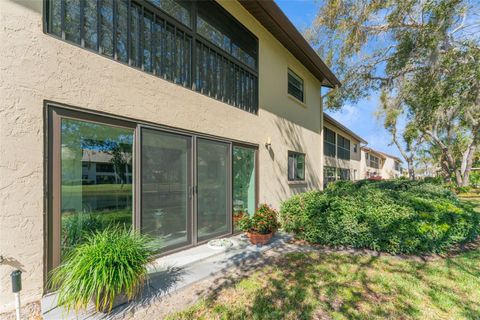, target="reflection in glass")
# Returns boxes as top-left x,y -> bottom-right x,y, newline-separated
150,0 -> 191,27
197,139 -> 229,241
232,146 -> 256,231
61,119 -> 133,257
141,130 -> 191,251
